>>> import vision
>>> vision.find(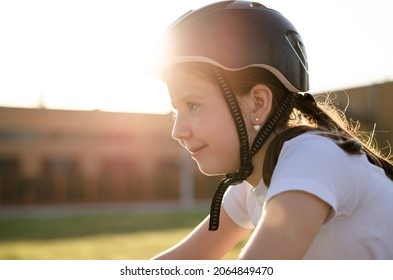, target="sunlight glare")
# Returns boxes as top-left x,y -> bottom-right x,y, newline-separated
0,0 -> 392,113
